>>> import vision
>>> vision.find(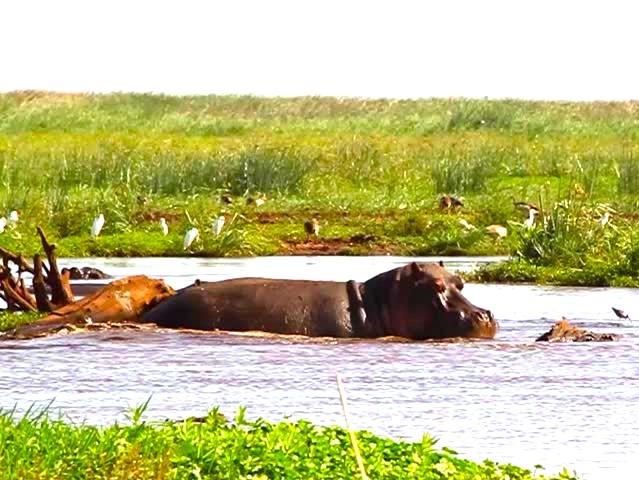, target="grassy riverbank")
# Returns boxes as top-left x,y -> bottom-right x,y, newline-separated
0,405 -> 578,479
1,91 -> 639,284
